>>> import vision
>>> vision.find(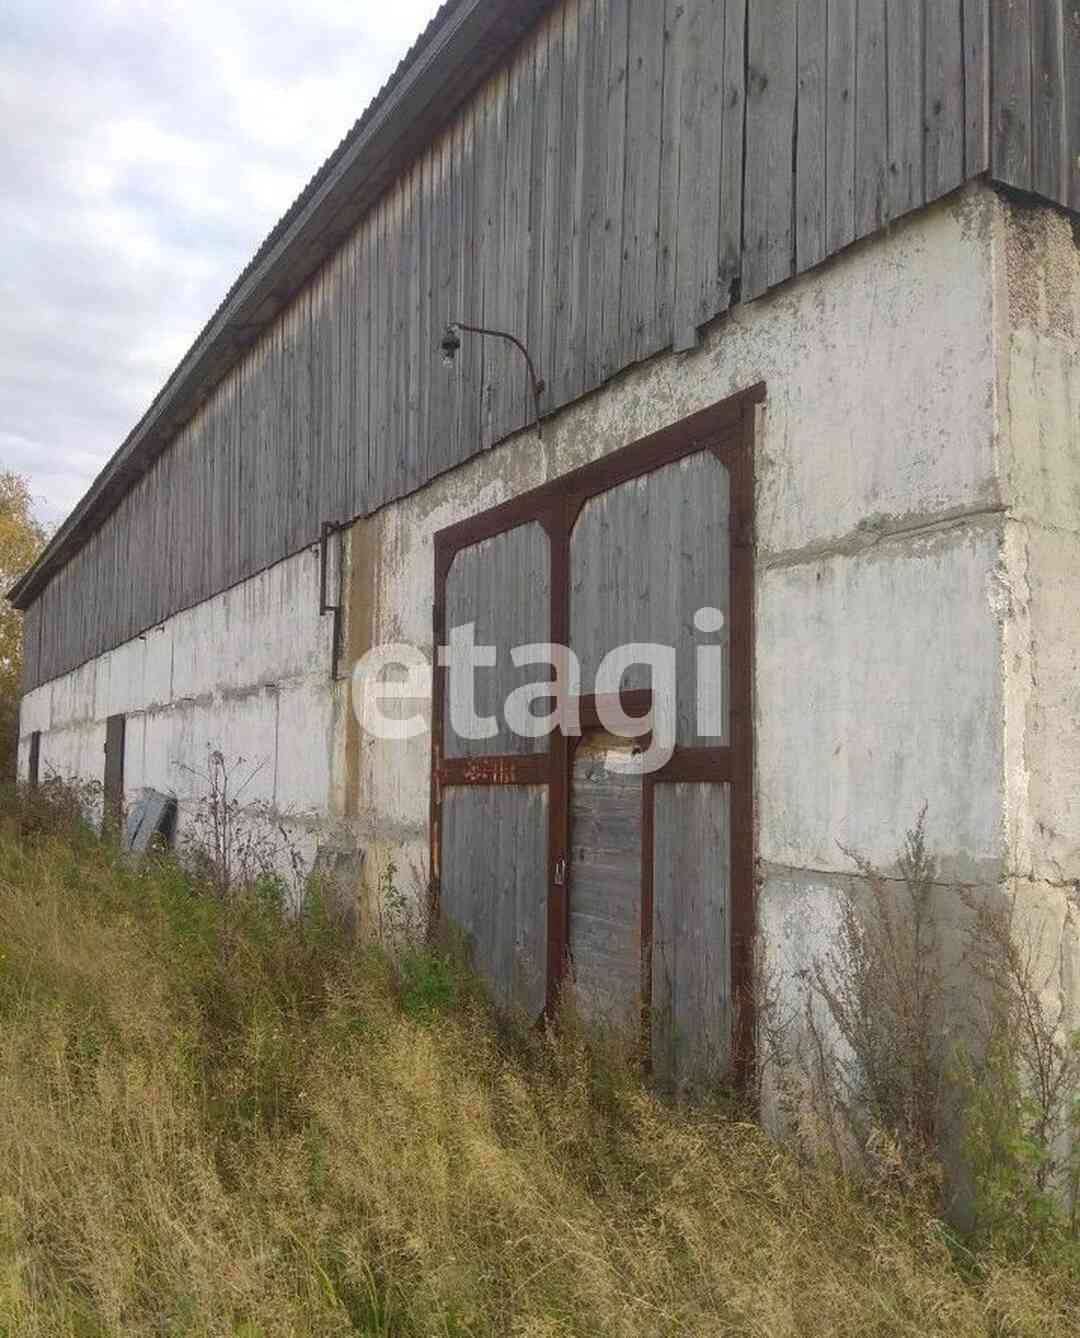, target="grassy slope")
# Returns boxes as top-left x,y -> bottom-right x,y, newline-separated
0,800 -> 1076,1336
